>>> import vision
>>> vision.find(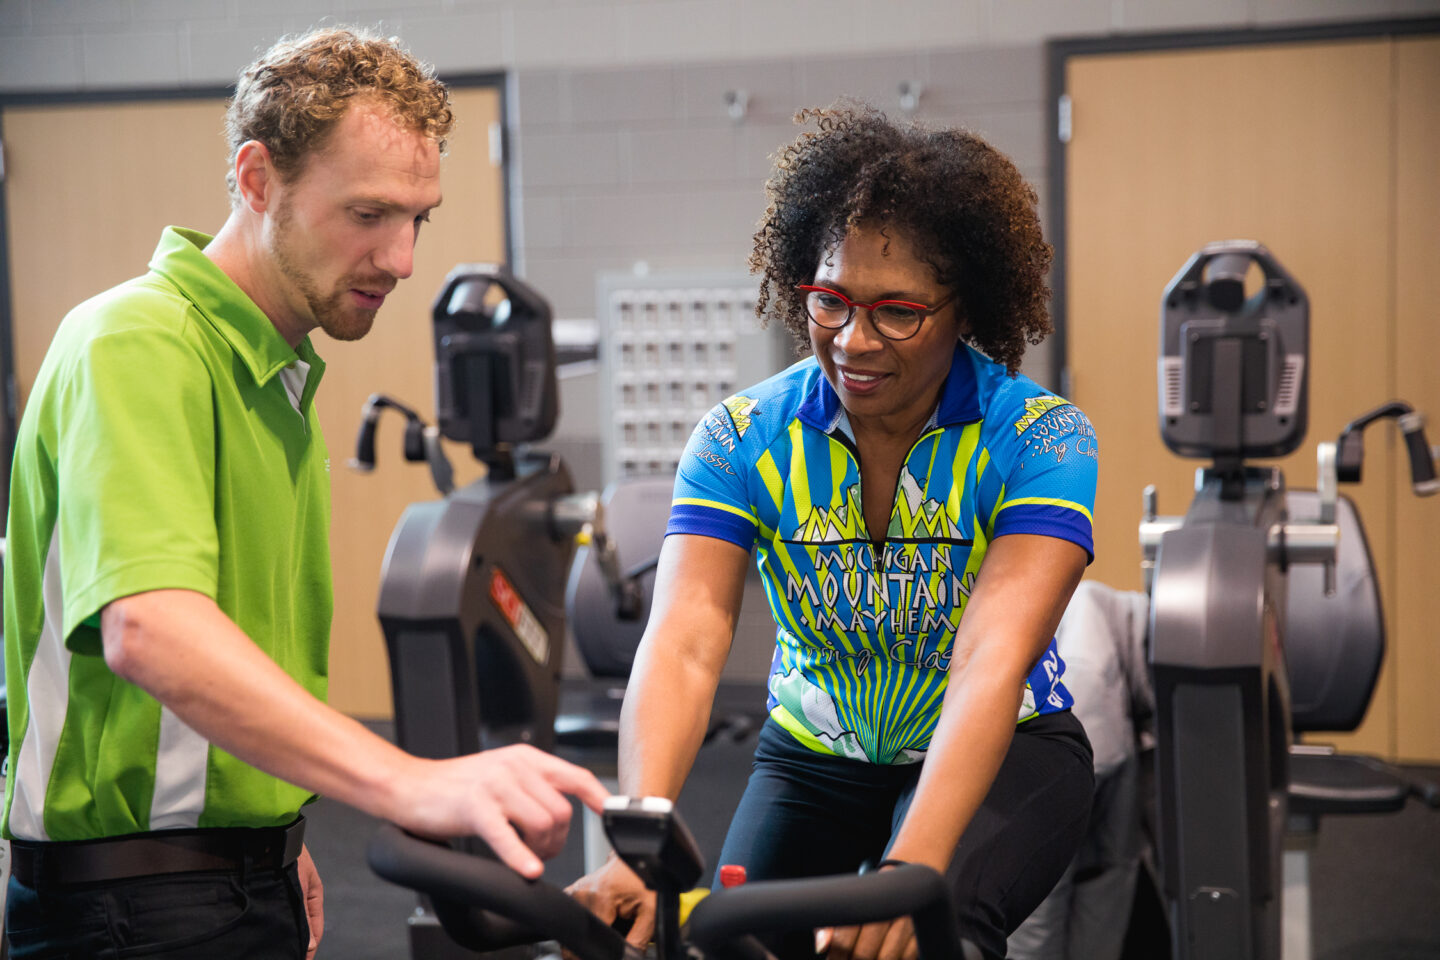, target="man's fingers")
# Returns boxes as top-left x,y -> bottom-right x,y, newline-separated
476,814 -> 544,879
494,780 -> 567,861
515,772 -> 578,860
297,845 -> 324,960
534,751 -> 611,813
